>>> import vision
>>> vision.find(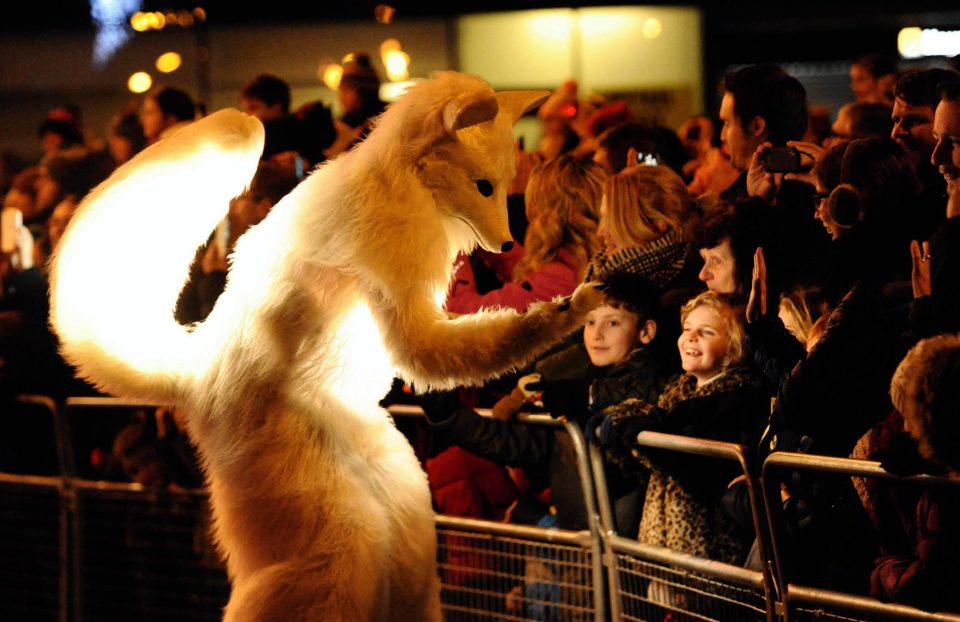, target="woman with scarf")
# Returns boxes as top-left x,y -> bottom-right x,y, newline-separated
587,163 -> 704,373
